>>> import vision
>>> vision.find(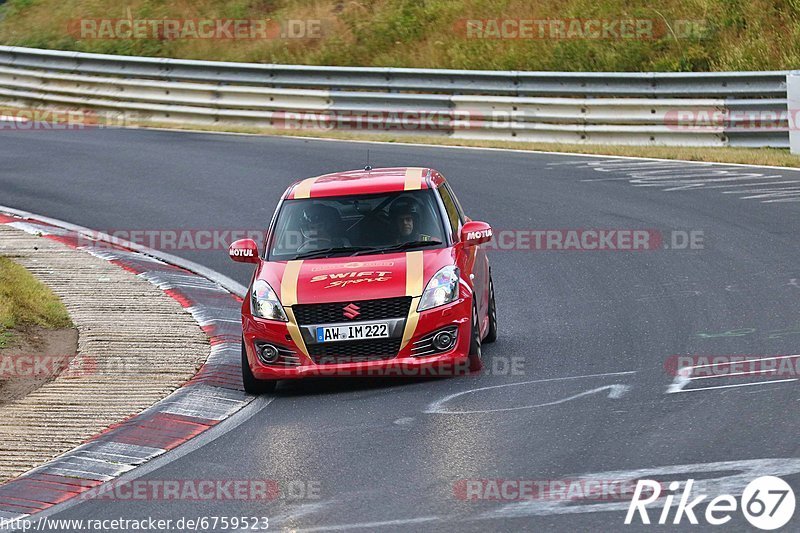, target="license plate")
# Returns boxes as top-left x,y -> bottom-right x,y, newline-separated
316,323 -> 389,343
